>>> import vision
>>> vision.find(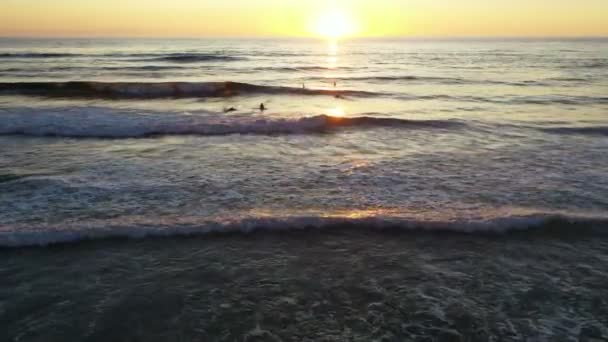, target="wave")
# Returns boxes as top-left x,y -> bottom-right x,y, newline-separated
1,211 -> 606,247
145,53 -> 242,63
396,94 -> 608,105
254,66 -> 360,72
0,65 -> 187,73
0,52 -> 82,58
1,81 -> 604,105
539,126 -> 608,137
100,65 -> 187,71
0,52 -> 241,61
313,75 -> 550,87
0,173 -> 29,184
562,61 -> 608,69
548,77 -> 590,82
0,107 -> 463,138
0,81 -> 378,99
